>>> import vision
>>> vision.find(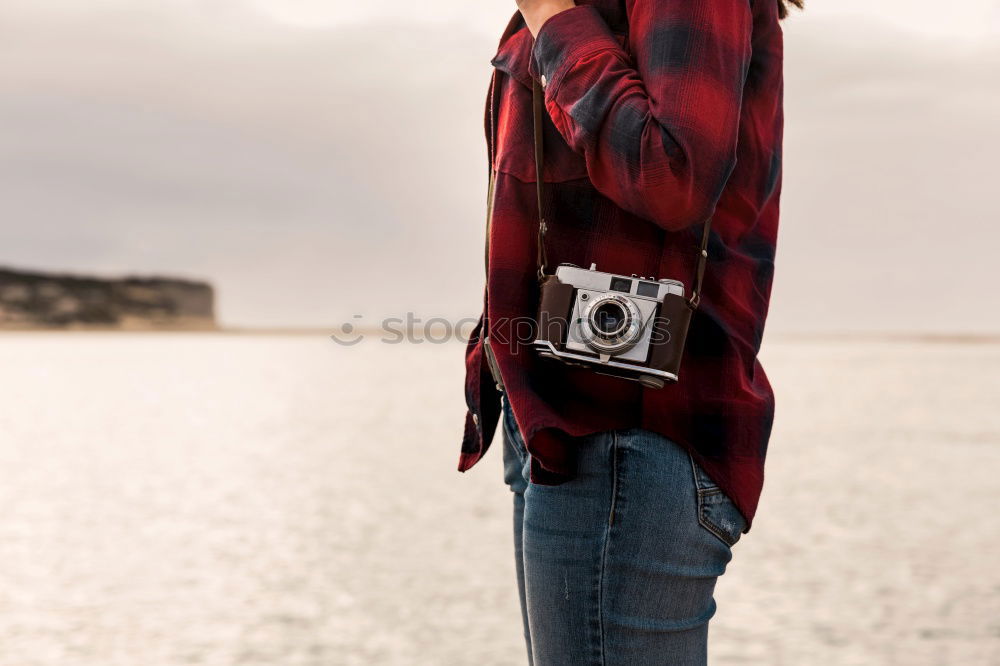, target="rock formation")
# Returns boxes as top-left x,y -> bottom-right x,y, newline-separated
0,267 -> 216,330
